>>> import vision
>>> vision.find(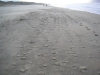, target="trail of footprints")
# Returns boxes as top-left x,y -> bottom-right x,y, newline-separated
79,22 -> 99,37
14,43 -> 90,75
11,13 -> 100,75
